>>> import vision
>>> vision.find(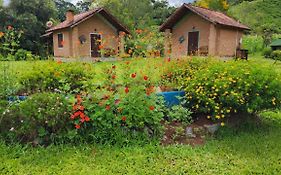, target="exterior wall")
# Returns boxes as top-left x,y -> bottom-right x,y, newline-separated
208,24 -> 217,56
53,29 -> 72,57
171,13 -> 211,58
76,14 -> 119,57
217,27 -> 243,57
